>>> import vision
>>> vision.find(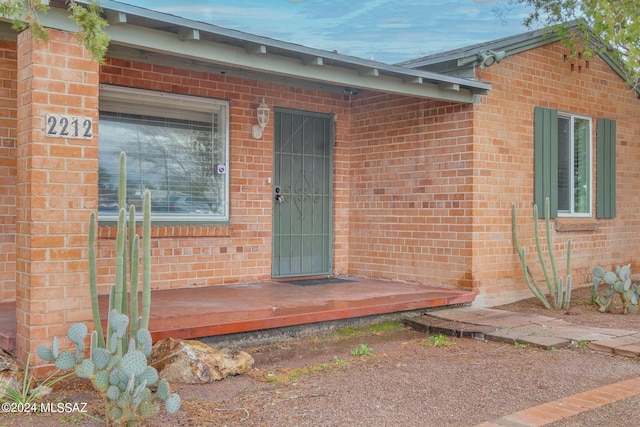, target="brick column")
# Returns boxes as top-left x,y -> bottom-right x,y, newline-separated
0,41 -> 17,302
15,29 -> 99,368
